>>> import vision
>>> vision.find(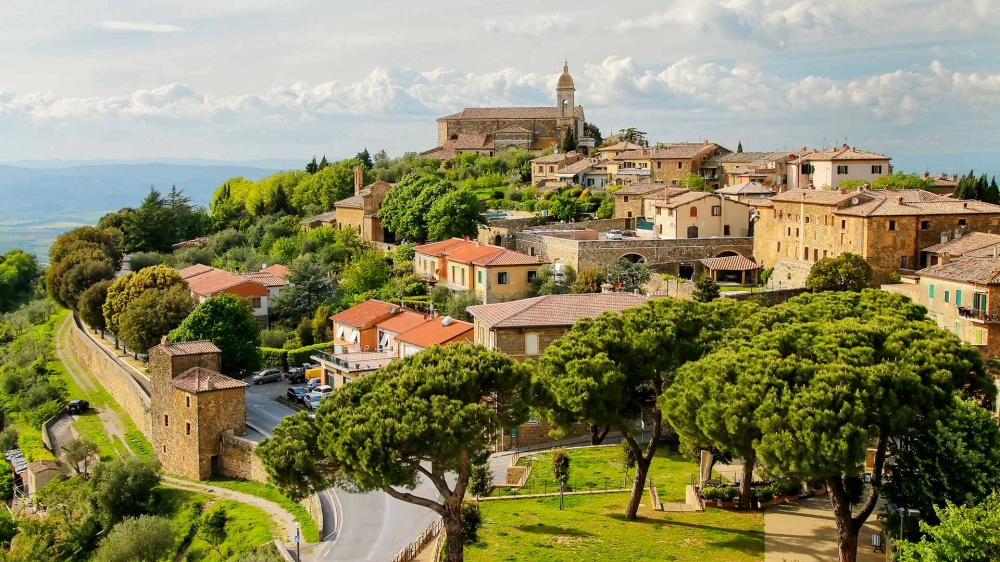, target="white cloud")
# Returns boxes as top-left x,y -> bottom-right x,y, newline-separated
98,21 -> 184,33
484,14 -> 571,37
